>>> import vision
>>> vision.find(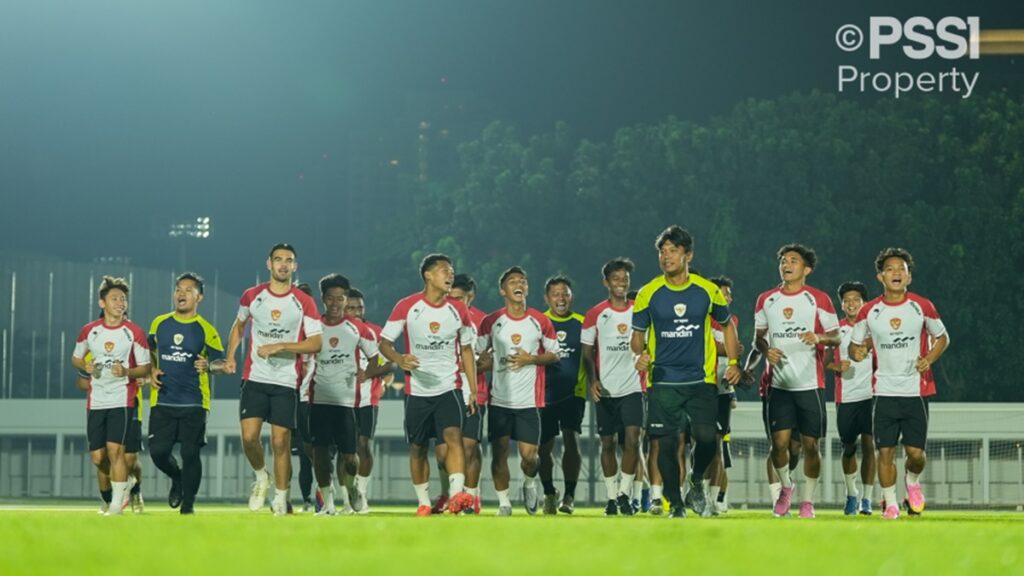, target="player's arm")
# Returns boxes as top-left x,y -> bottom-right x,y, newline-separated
362,355 -> 391,380
258,334 -> 322,358
917,333 -> 949,373
721,318 -> 742,385
800,329 -> 840,347
630,330 -> 651,372
379,338 -> 419,371
508,348 -> 558,369
460,344 -> 478,413
581,344 -> 602,402
223,318 -> 247,374
71,354 -> 89,372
